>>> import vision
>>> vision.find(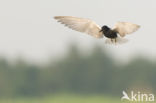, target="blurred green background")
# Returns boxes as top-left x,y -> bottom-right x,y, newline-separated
0,44 -> 155,103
